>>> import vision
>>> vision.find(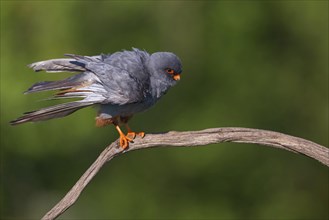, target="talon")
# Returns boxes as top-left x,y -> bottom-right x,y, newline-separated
115,125 -> 133,149
125,124 -> 145,139
119,135 -> 132,149
126,131 -> 145,139
115,124 -> 145,149
126,132 -> 136,140
137,132 -> 145,138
